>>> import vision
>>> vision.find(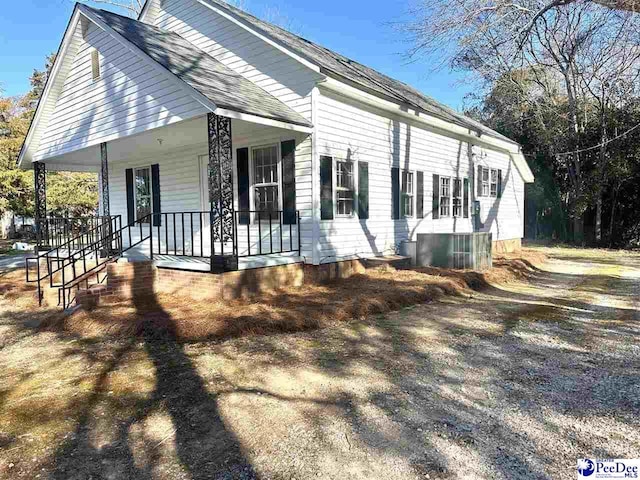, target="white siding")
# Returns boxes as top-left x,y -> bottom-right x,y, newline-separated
477,149 -> 525,240
231,123 -> 314,261
35,22 -> 208,160
152,0 -> 321,121
107,121 -> 314,261
315,89 -> 525,262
